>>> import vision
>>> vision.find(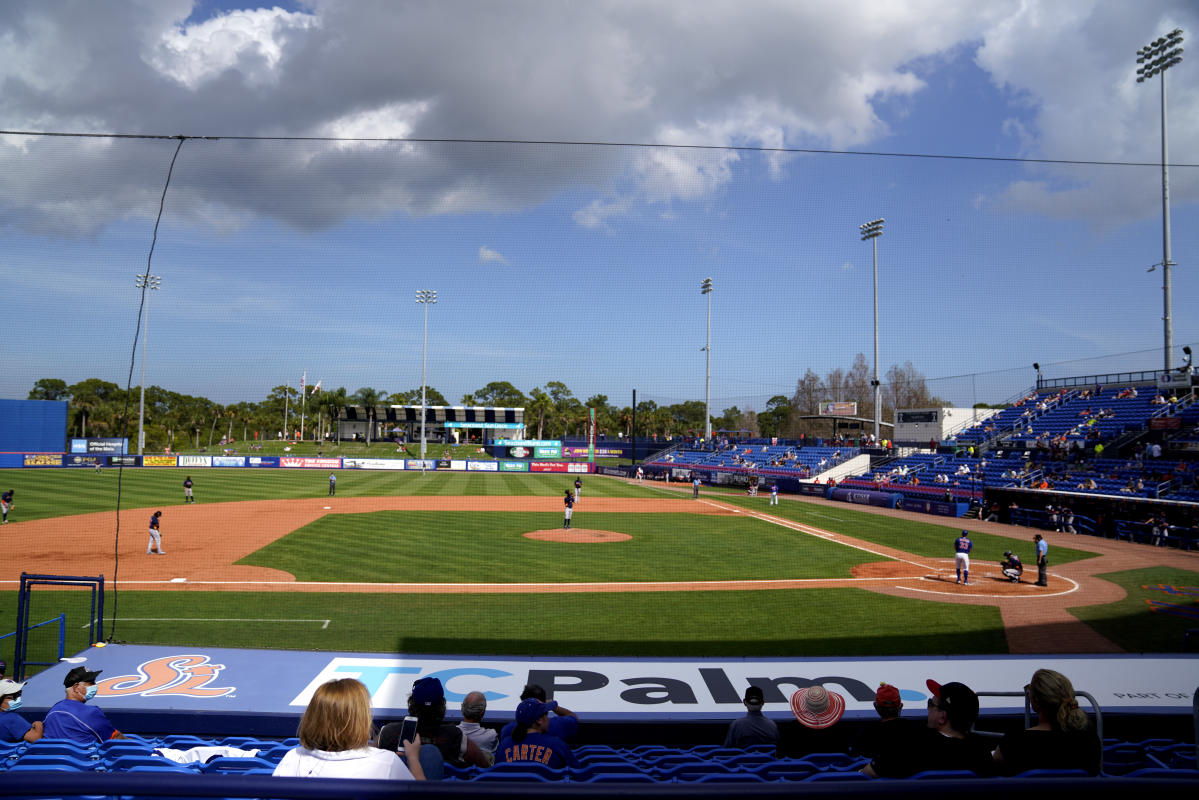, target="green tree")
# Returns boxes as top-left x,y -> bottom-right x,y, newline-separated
463,381 -> 528,407
758,395 -> 792,438
352,387 -> 387,446
389,387 -> 448,406
28,378 -> 70,401
526,387 -> 553,440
